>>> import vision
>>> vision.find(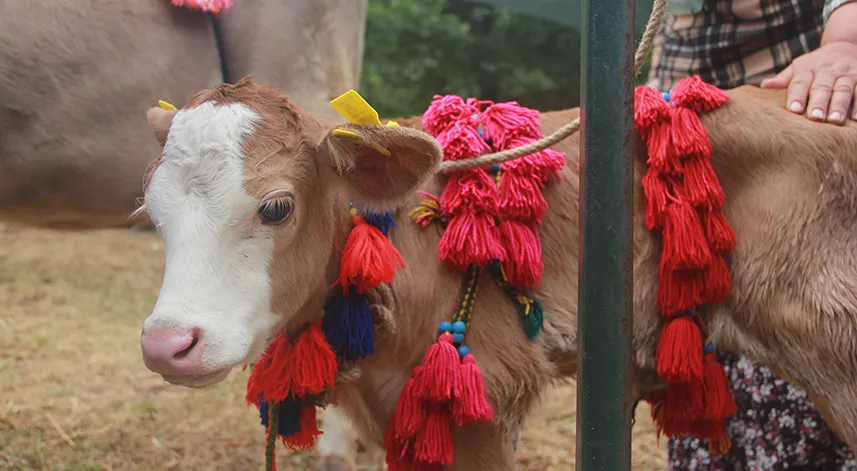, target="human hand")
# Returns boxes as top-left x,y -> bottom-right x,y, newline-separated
760,41 -> 857,125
